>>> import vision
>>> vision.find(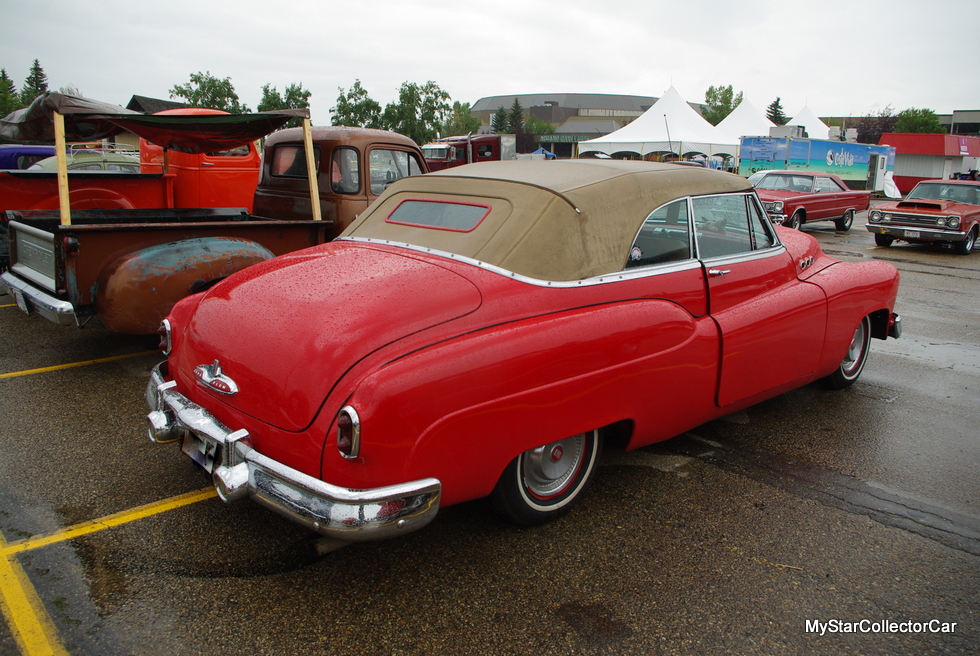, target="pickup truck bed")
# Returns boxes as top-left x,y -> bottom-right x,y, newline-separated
1,208 -> 328,334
